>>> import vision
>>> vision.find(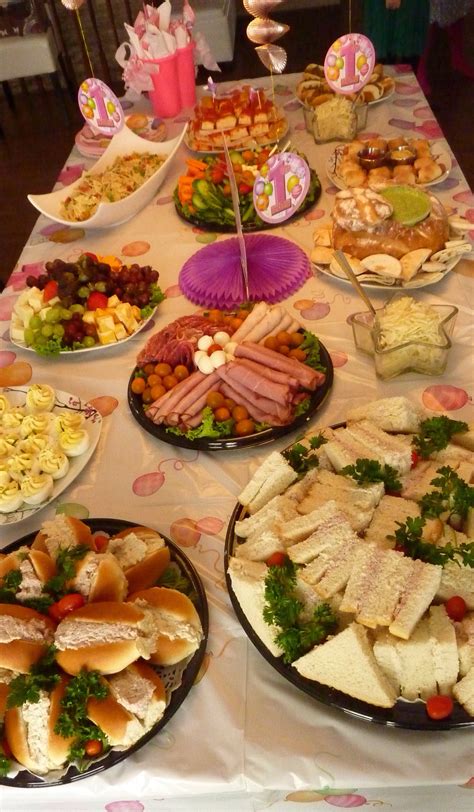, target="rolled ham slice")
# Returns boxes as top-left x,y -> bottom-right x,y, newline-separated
216,366 -> 293,424
146,370 -> 206,424
238,357 -> 300,389
235,342 -> 324,391
243,306 -> 284,344
222,360 -> 293,406
257,310 -> 292,341
165,370 -> 220,426
219,381 -> 290,426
